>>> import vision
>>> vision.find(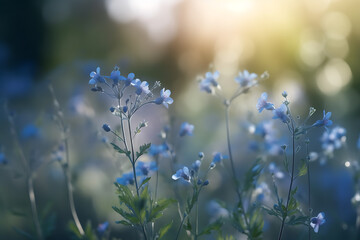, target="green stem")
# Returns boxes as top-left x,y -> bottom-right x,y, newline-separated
306,142 -> 311,240
63,138 -> 85,236
278,123 -> 295,240
195,200 -> 199,240
6,107 -> 44,240
127,118 -> 148,240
